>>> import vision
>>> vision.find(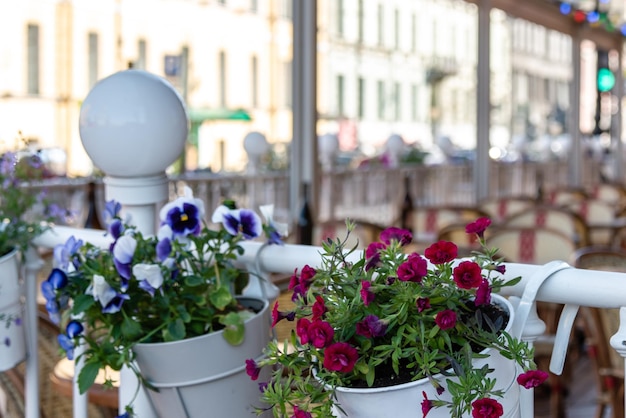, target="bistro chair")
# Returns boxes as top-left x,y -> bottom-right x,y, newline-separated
477,197 -> 536,224
573,246 -> 626,418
